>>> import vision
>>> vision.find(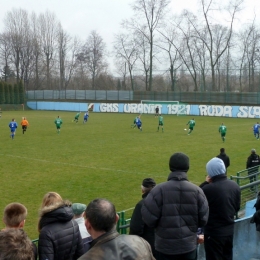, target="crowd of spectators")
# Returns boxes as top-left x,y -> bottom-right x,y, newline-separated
0,149 -> 245,260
